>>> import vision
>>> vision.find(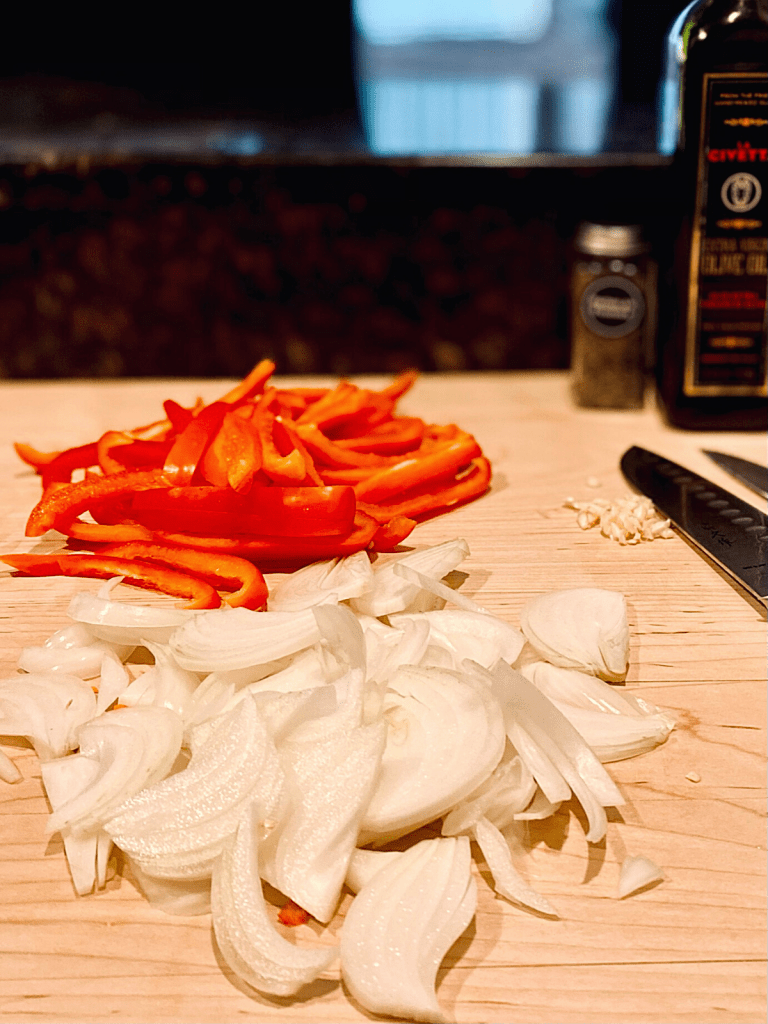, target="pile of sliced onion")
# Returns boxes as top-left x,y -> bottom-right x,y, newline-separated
0,539 -> 675,1023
